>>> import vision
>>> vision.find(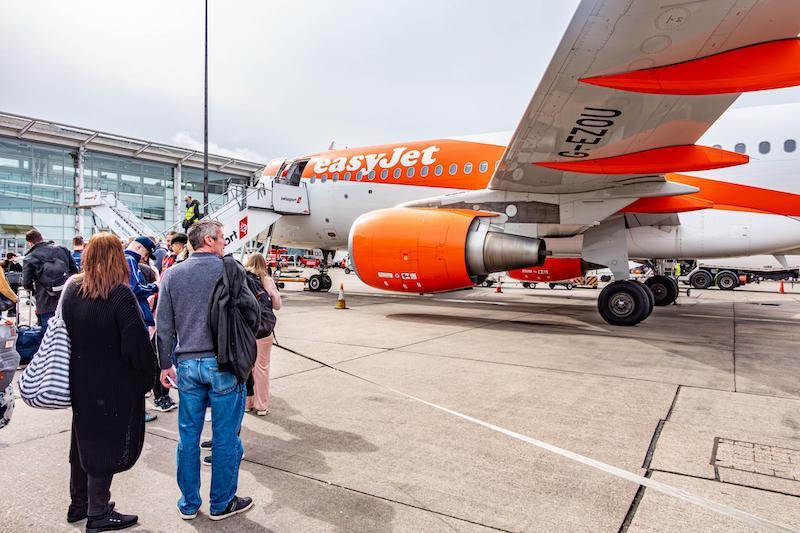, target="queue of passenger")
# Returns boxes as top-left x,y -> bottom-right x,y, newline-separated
14,222 -> 280,530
